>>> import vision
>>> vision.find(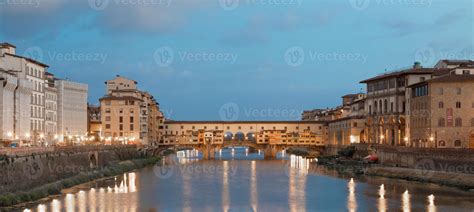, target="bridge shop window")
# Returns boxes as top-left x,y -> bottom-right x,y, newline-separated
215,126 -> 218,130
